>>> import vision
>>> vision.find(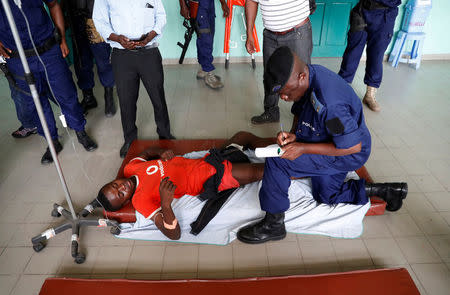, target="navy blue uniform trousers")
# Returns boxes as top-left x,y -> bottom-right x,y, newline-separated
9,84 -> 37,129
260,153 -> 369,214
339,7 -> 398,88
8,45 -> 86,139
196,0 -> 216,72
72,17 -> 114,90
